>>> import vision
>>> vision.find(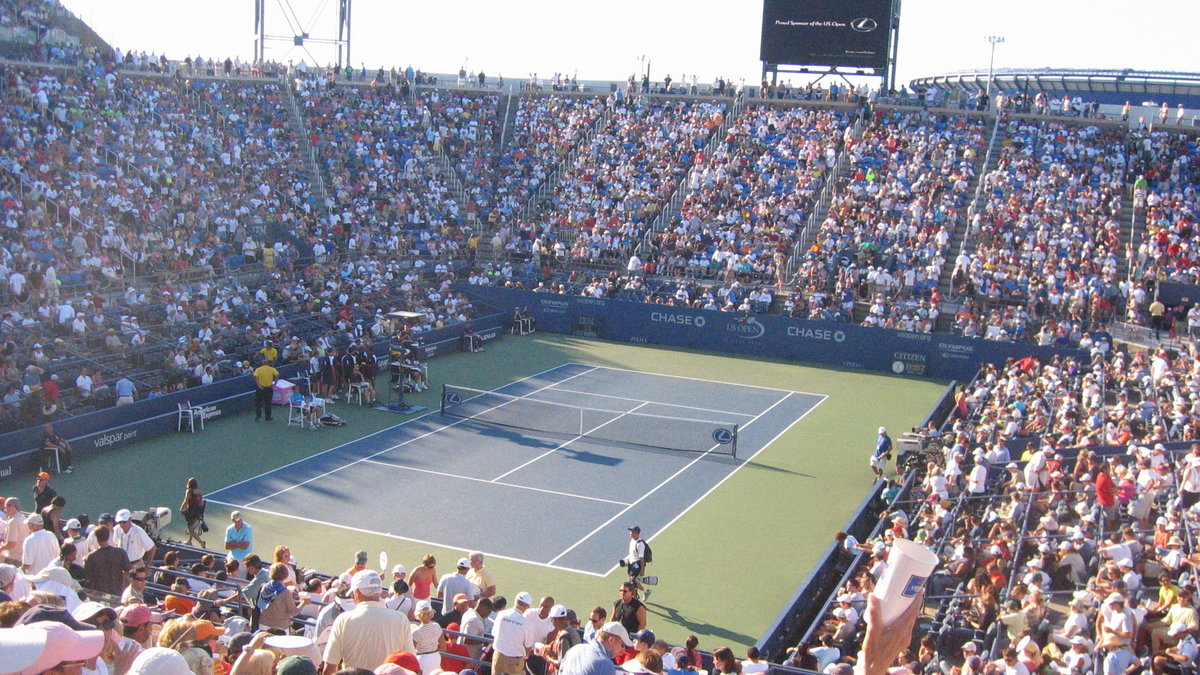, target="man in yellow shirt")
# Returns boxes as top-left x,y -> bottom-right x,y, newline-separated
253,362 -> 279,422
1149,298 -> 1166,340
